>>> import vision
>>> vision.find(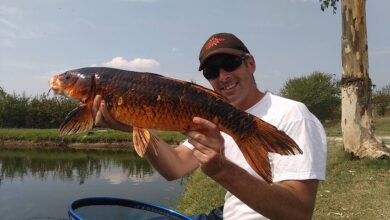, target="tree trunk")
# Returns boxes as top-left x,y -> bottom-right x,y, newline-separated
341,0 -> 389,158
